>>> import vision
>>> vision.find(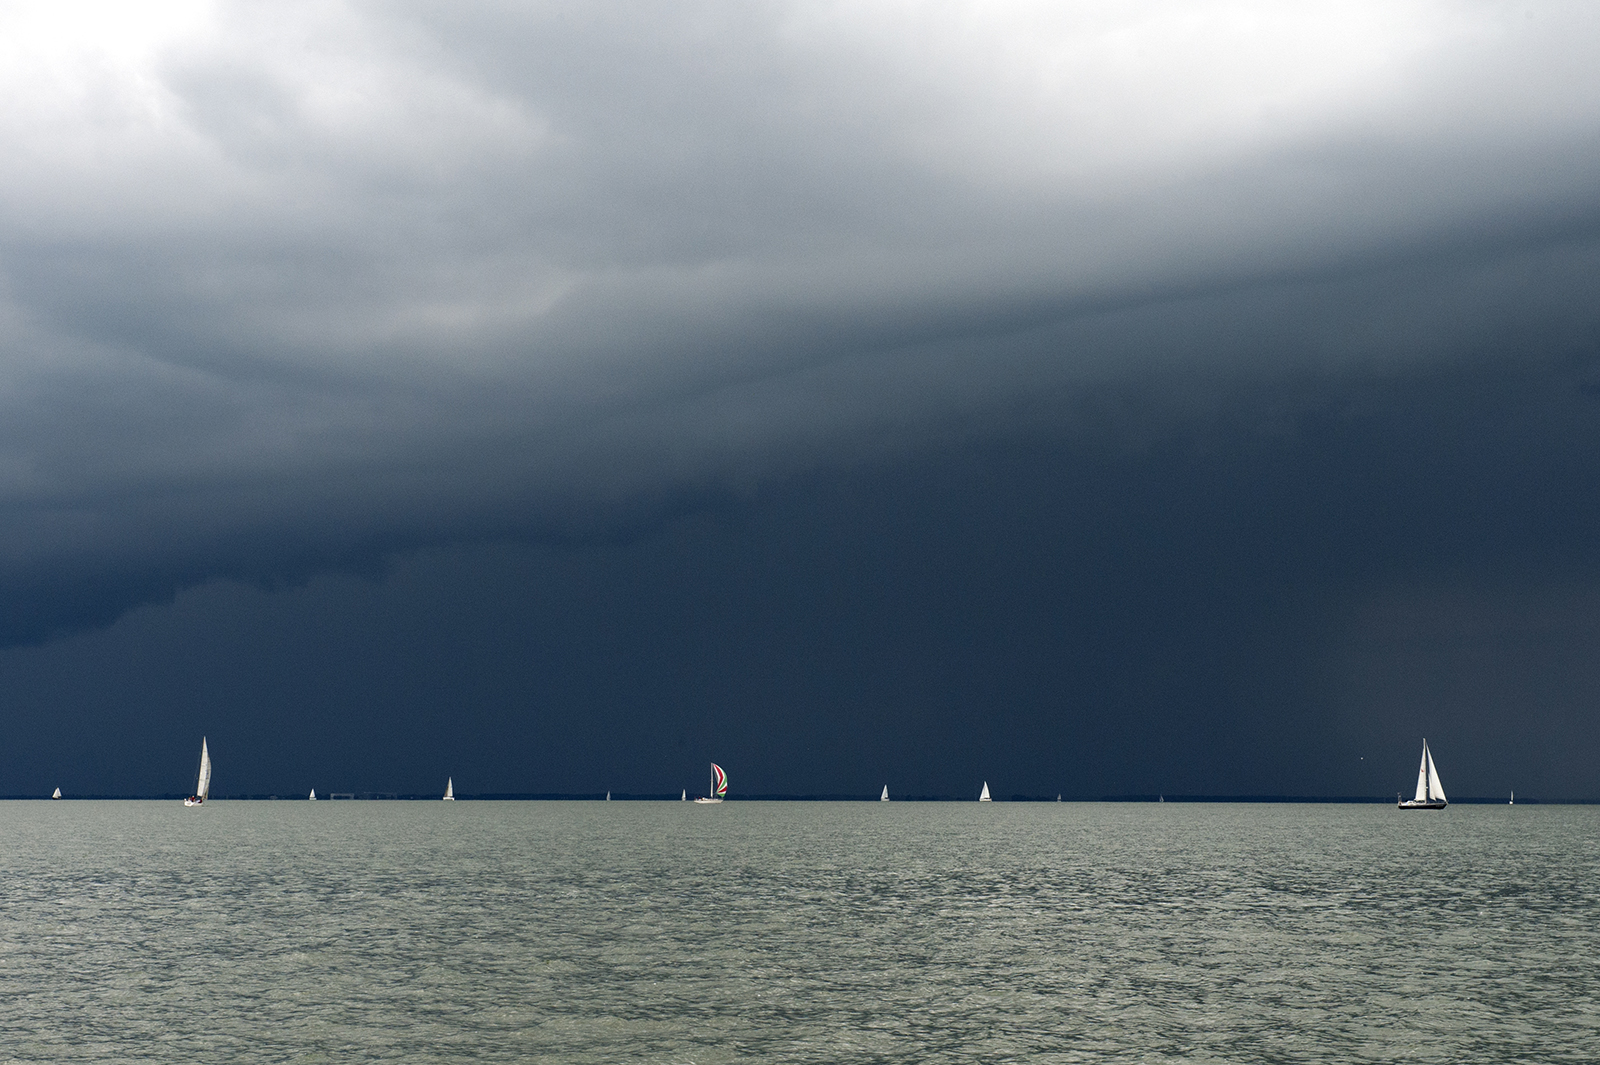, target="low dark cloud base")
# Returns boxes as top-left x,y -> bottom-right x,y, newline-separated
6,337 -> 1600,799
